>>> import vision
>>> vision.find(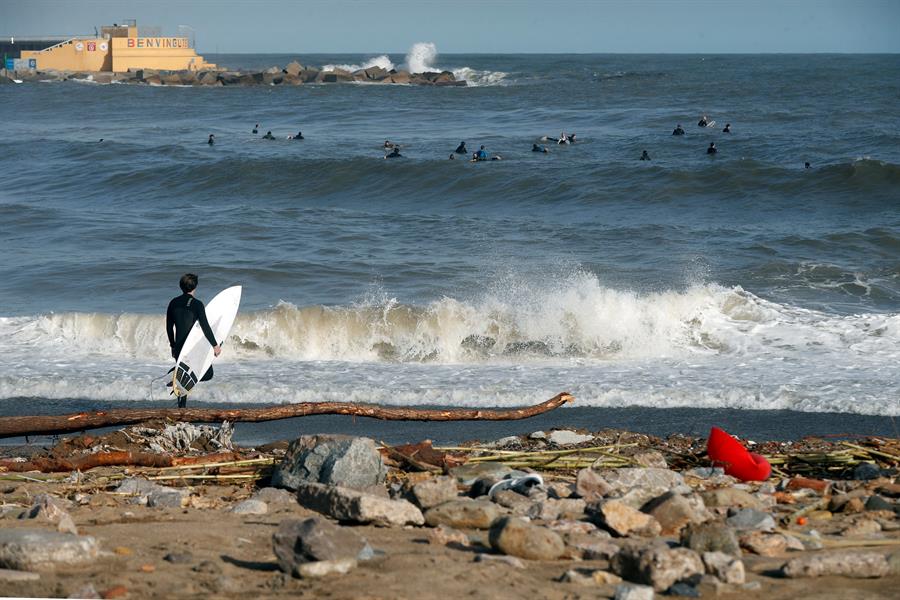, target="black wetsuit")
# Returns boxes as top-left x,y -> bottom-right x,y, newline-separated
166,293 -> 218,382
455,143 -> 467,154
673,127 -> 685,136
